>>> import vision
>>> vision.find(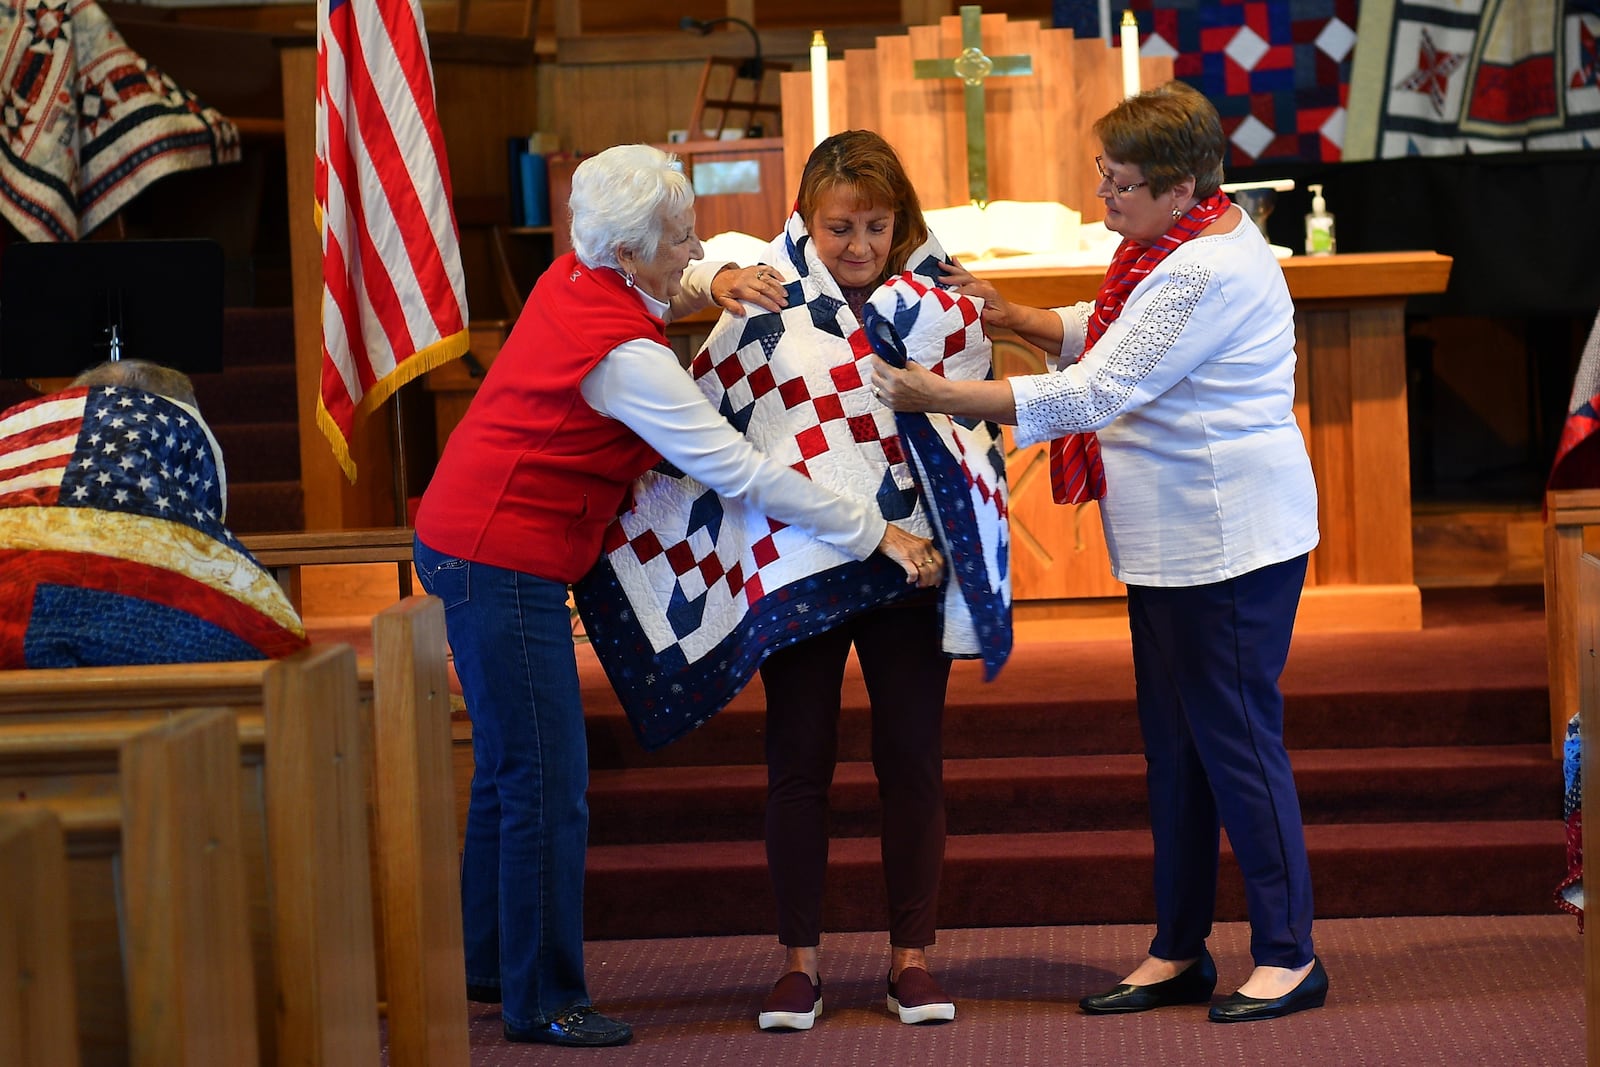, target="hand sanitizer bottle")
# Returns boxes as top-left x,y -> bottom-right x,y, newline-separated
1304,184 -> 1336,256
